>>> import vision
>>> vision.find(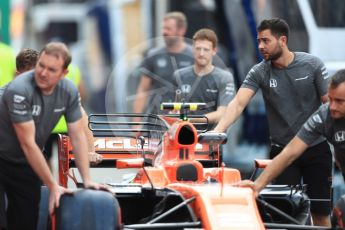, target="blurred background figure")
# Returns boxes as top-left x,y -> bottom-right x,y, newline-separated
0,41 -> 16,87
0,48 -> 38,100
15,48 -> 39,75
173,28 -> 235,130
67,63 -> 87,103
132,11 -> 193,117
